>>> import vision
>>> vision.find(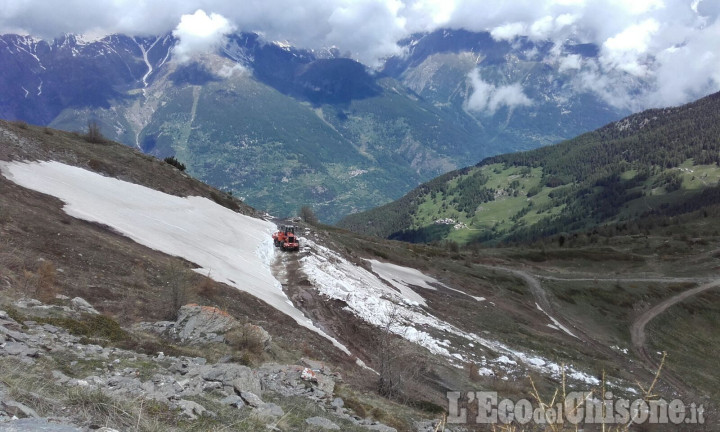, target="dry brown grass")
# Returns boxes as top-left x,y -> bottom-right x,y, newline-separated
35,260 -> 58,302
225,325 -> 265,356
